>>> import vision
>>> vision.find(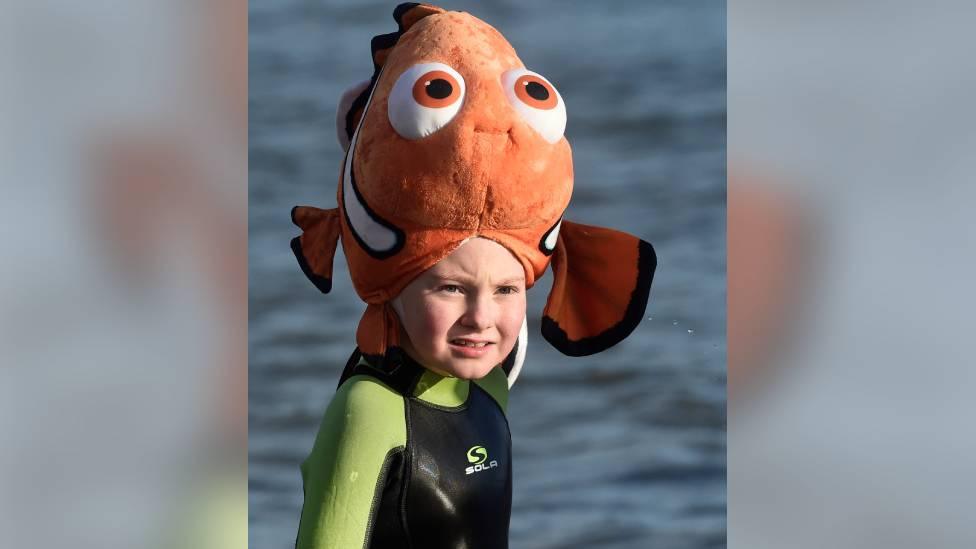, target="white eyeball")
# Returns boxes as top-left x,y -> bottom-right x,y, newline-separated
501,68 -> 566,144
388,62 -> 466,139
